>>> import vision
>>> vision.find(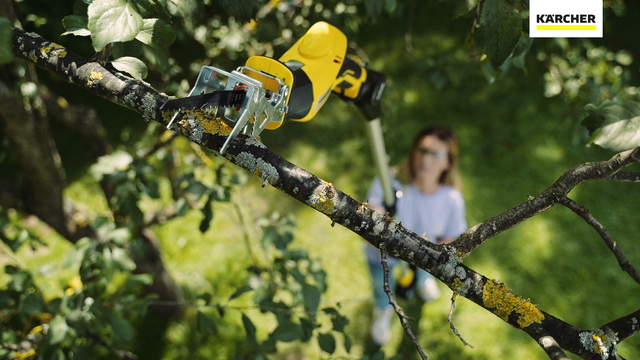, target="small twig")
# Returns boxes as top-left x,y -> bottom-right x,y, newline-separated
558,196 -> 640,285
380,246 -> 428,360
448,294 -> 474,348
